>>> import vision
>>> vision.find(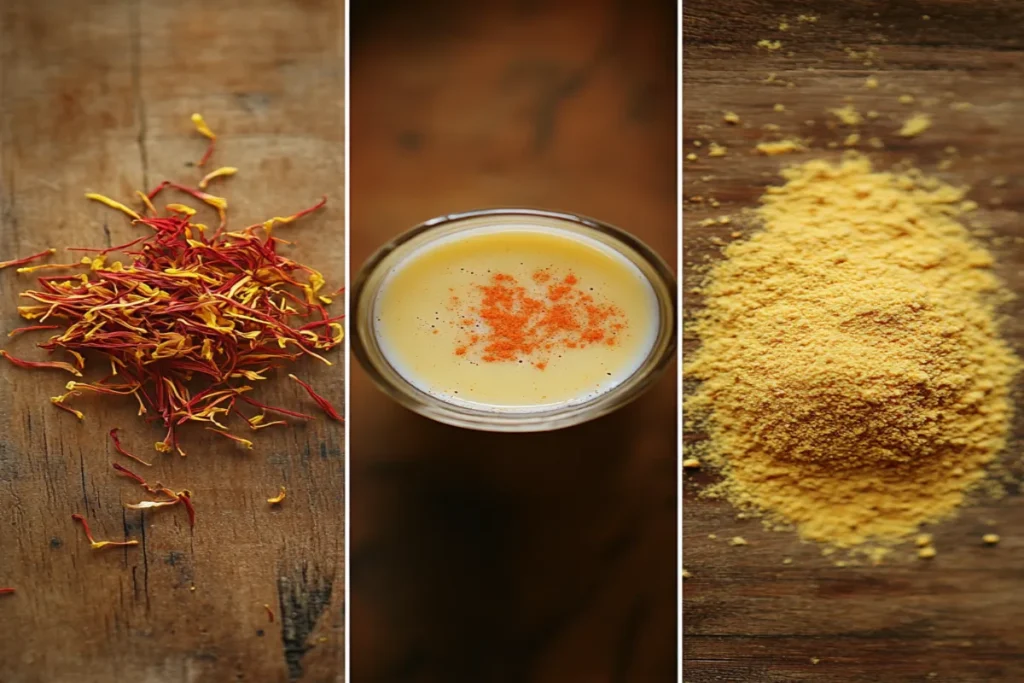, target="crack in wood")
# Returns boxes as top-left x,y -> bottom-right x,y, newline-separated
277,561 -> 334,682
